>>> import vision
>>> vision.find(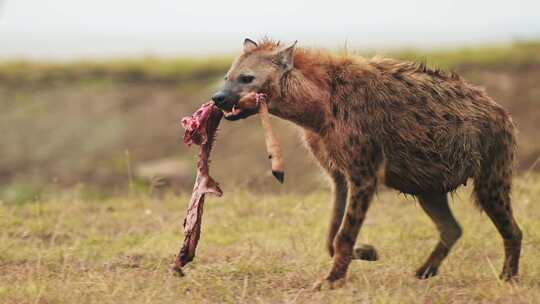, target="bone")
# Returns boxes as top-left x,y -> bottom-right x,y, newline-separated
258,98 -> 285,183
173,102 -> 223,275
